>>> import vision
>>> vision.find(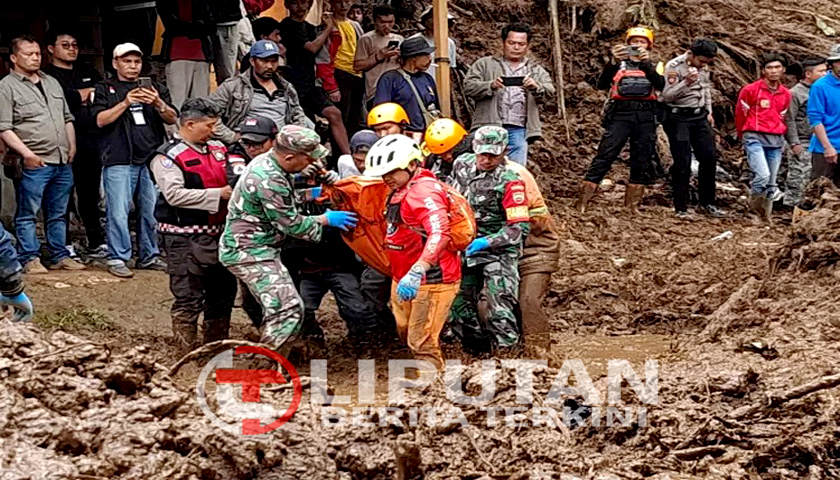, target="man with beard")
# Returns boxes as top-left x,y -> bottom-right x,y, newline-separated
208,39 -> 312,145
